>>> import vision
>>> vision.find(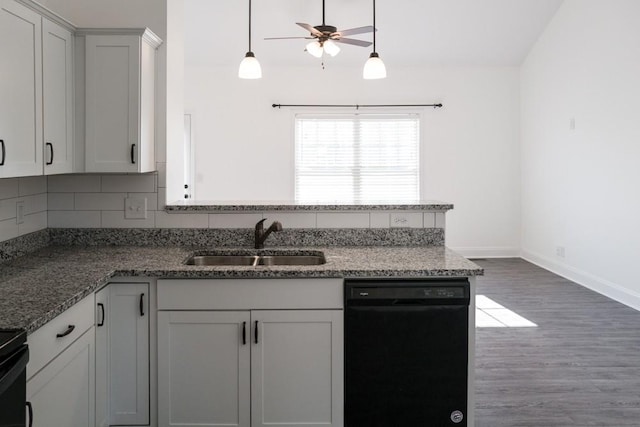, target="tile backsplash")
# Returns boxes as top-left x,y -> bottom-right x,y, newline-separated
0,177 -> 48,242
0,170 -> 445,244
